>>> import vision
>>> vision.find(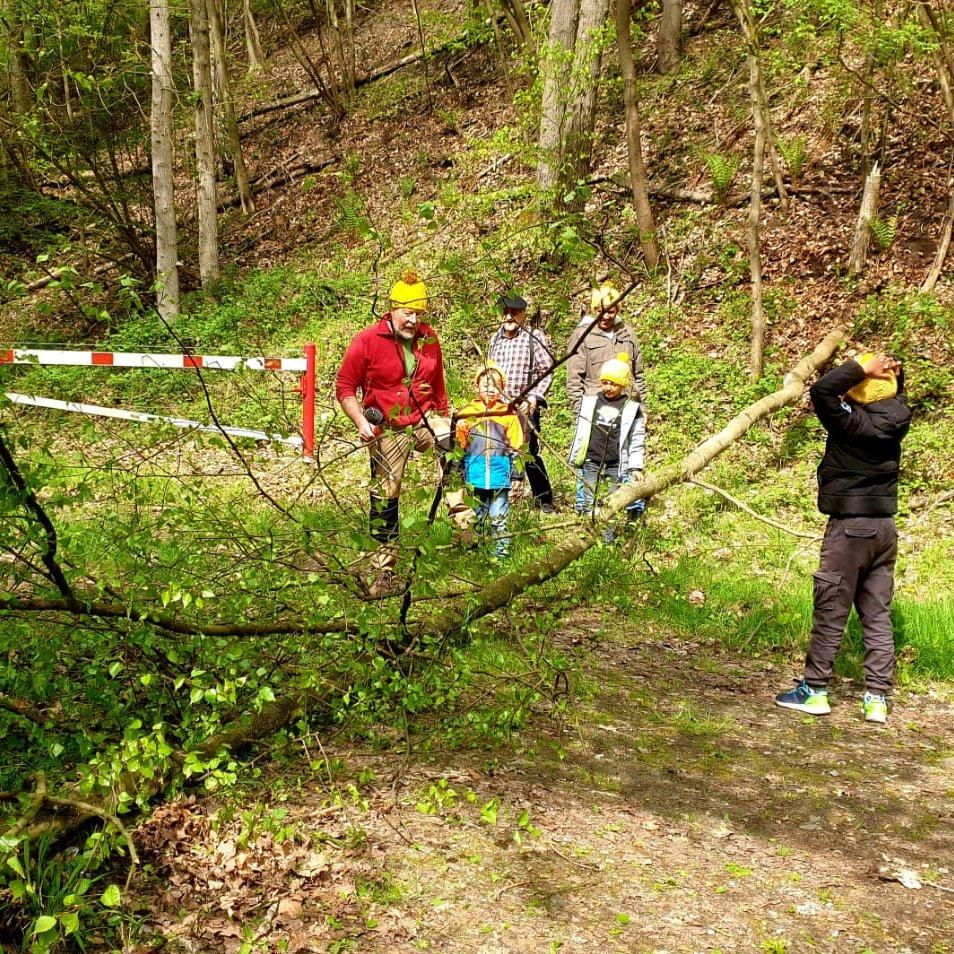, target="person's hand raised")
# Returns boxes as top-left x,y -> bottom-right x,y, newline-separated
861,354 -> 900,380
